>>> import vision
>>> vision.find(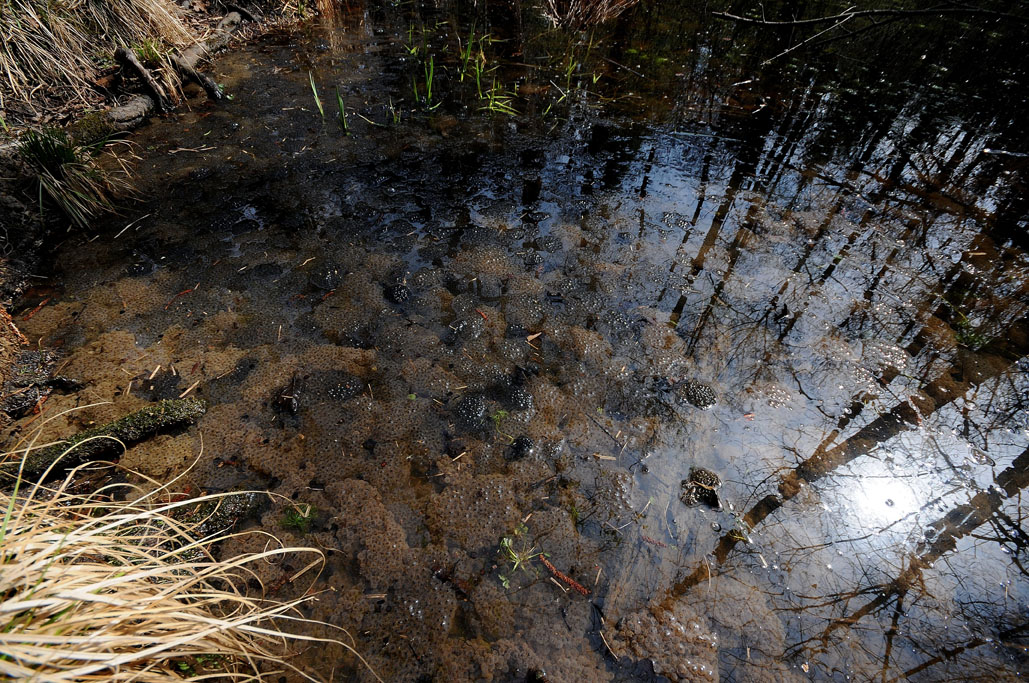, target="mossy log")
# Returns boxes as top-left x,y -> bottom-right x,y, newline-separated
3,398 -> 207,482
180,491 -> 265,539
